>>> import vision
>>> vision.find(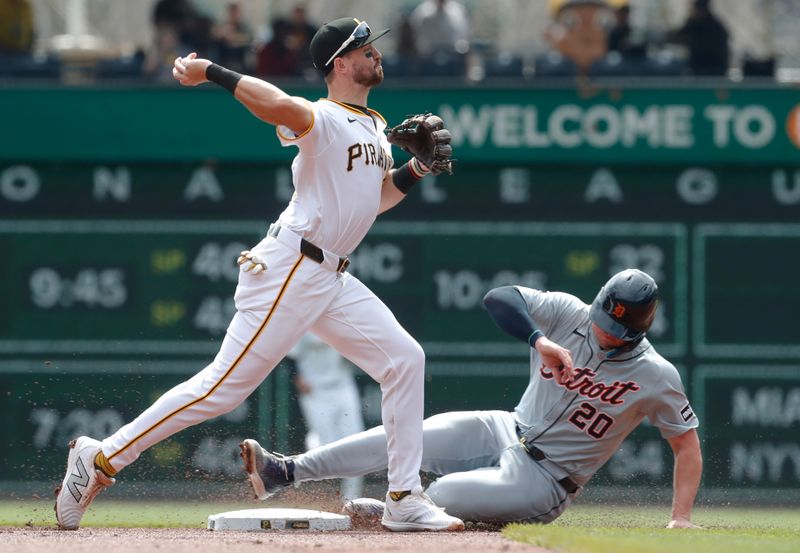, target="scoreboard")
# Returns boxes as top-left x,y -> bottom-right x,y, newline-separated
0,219 -> 687,358
2,161 -> 800,494
1,92 -> 799,499
694,224 -> 800,357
